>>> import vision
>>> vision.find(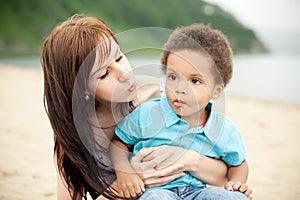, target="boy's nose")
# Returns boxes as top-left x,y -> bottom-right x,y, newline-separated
175,80 -> 188,94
